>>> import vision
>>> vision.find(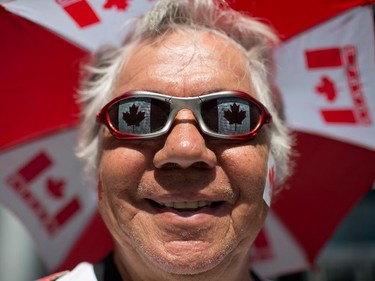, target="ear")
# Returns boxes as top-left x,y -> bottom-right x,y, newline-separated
98,174 -> 103,200
263,153 -> 275,207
